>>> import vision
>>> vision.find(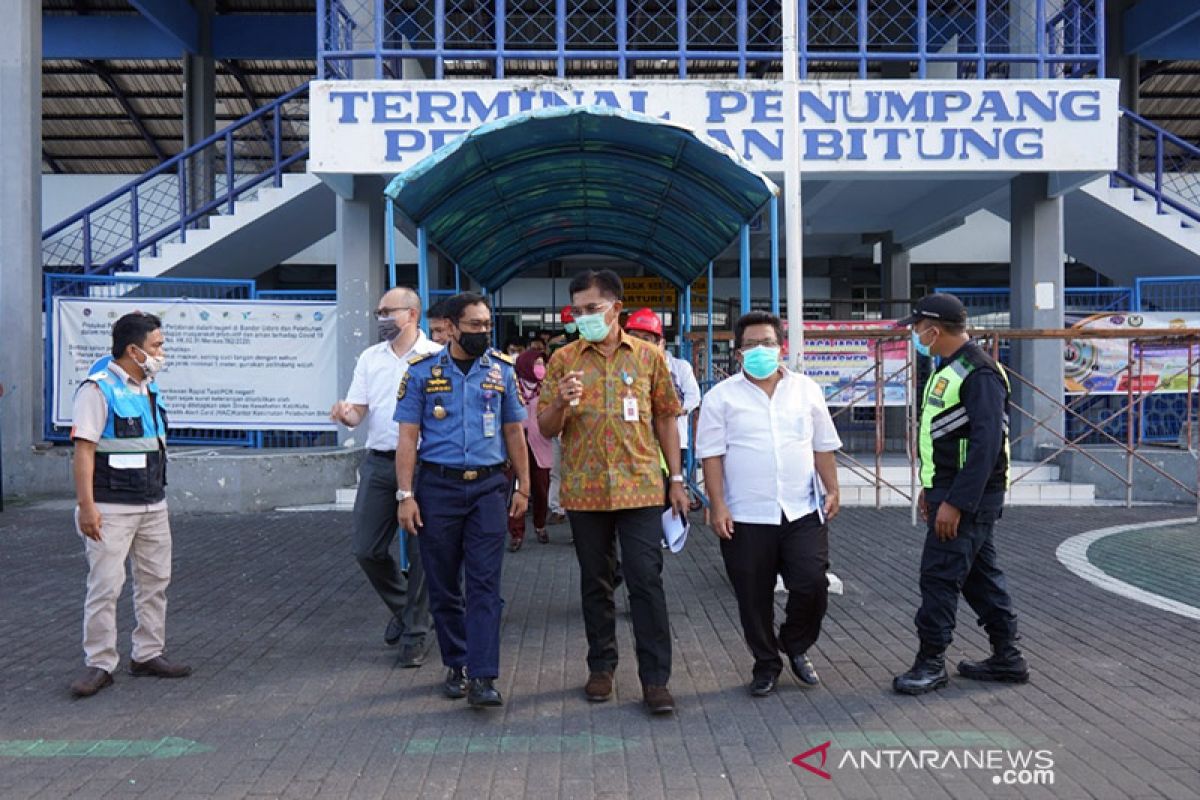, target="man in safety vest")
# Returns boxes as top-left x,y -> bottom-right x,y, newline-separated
69,311 -> 190,698
893,293 -> 1028,695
